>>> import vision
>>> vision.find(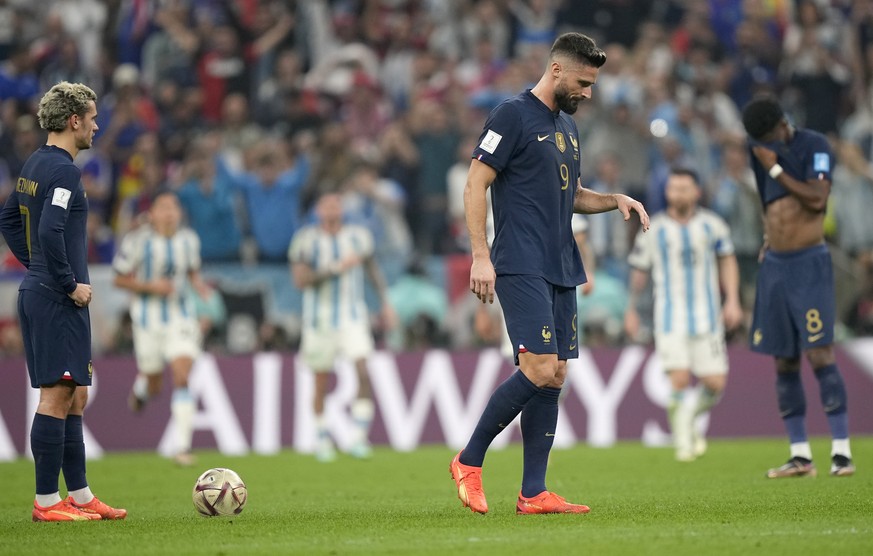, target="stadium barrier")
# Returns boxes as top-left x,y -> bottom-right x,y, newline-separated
1,341 -> 872,460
